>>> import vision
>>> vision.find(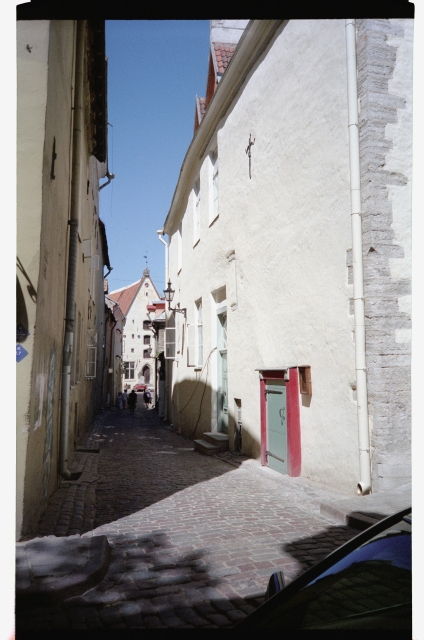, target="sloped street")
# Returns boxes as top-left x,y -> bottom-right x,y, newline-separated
16,404 -> 367,630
